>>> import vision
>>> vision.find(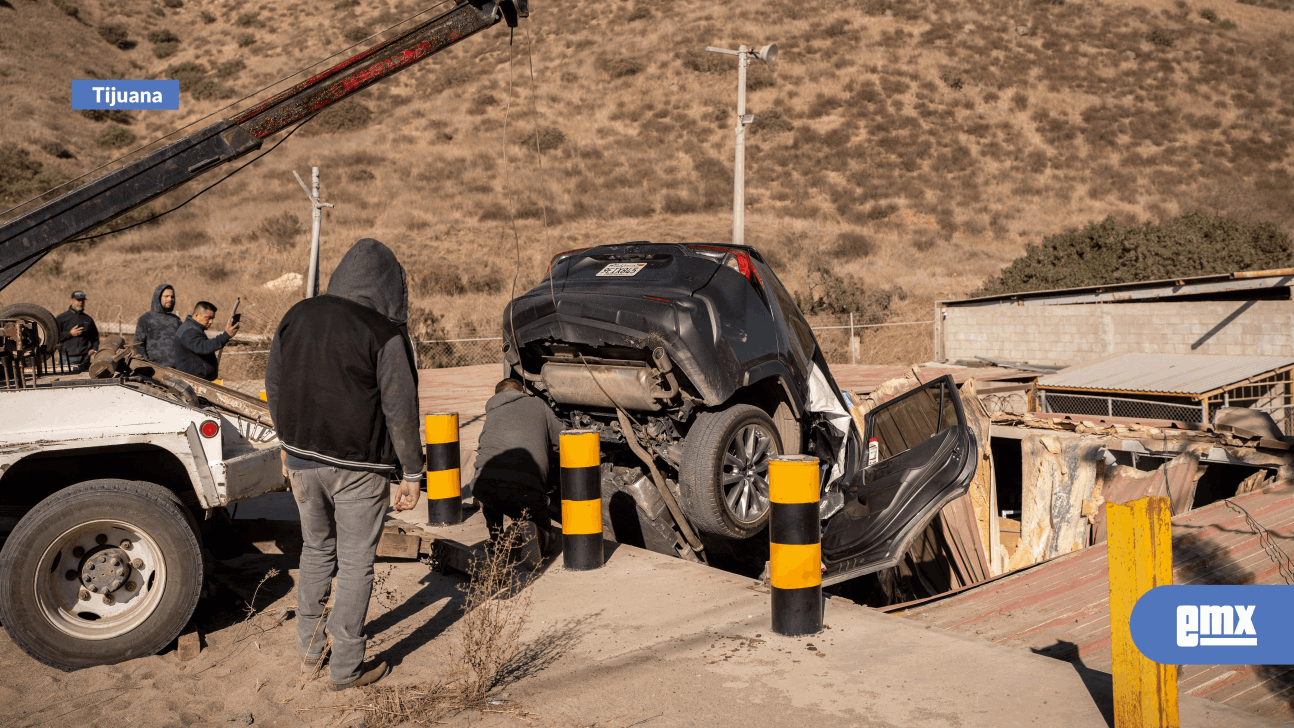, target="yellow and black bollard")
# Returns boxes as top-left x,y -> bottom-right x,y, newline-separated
425,413 -> 462,526
560,429 -> 604,571
769,454 -> 823,636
